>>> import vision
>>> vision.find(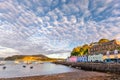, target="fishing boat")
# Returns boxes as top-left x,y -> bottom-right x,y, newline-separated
0,61 -> 5,65
35,61 -> 43,64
